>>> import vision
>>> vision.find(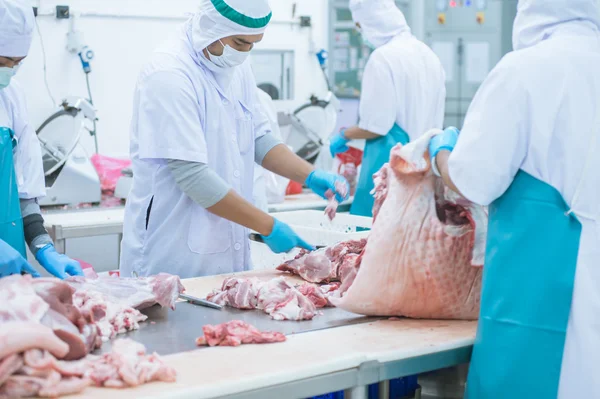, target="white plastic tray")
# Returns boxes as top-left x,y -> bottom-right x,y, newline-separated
251,210 -> 372,270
